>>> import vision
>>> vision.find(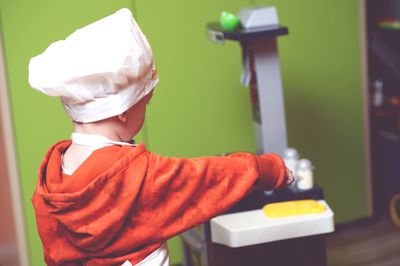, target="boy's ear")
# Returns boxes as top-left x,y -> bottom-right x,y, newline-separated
117,112 -> 128,123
